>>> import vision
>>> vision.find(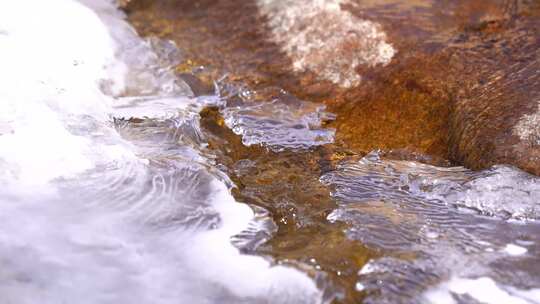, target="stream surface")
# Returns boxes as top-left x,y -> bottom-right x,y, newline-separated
0,1 -> 539,304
